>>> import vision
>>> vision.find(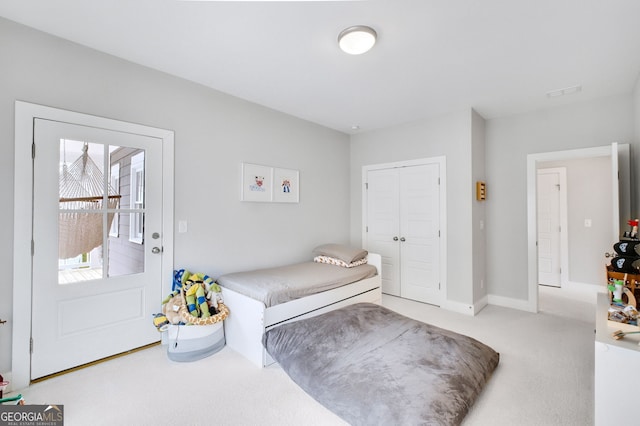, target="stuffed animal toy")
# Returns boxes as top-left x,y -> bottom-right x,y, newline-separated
184,280 -> 200,317
162,294 -> 183,325
152,313 -> 170,332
